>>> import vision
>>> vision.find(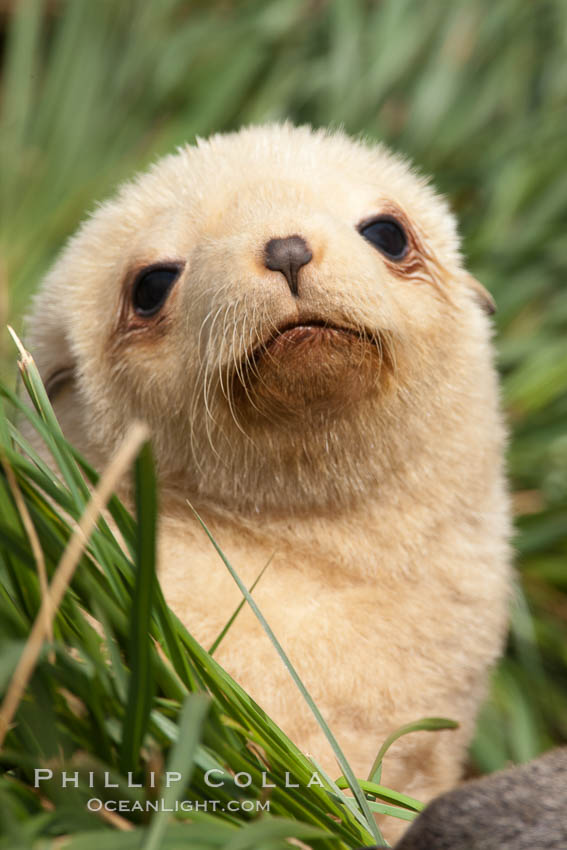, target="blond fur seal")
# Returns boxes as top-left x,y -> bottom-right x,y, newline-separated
26,124 -> 511,842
